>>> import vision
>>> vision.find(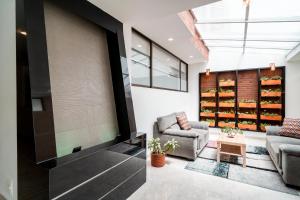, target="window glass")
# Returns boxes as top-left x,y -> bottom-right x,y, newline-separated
152,44 -> 180,90
131,32 -> 151,86
180,62 -> 188,91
